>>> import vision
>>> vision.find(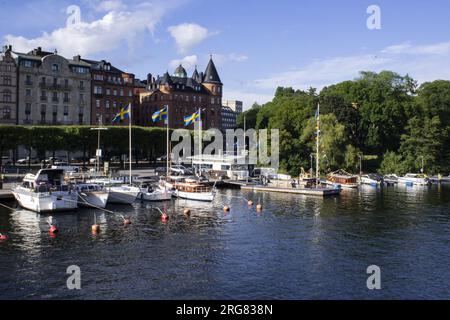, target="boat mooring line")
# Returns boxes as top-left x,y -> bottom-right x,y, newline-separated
0,202 -> 16,211
62,197 -> 116,214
